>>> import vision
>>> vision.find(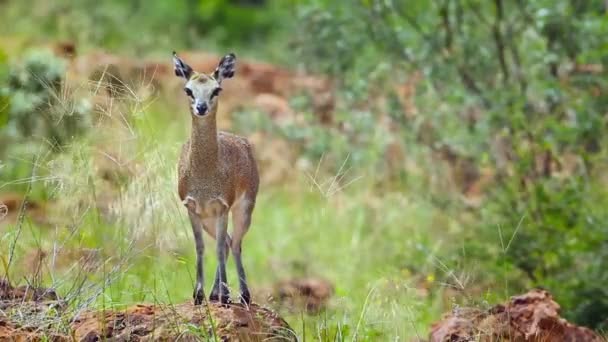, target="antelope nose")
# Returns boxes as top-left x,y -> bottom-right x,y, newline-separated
196,102 -> 208,115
